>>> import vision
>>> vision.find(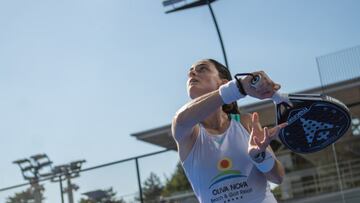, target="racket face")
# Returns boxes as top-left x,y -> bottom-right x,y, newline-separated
277,95 -> 351,153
